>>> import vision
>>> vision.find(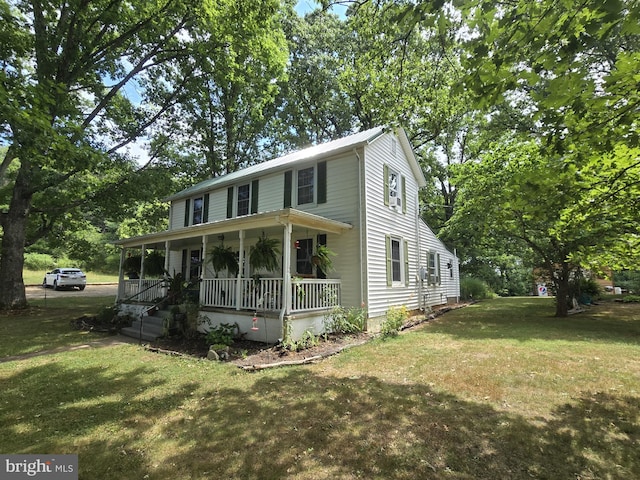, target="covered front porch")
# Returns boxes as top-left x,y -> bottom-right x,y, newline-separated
114,208 -> 352,341
119,276 -> 341,313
